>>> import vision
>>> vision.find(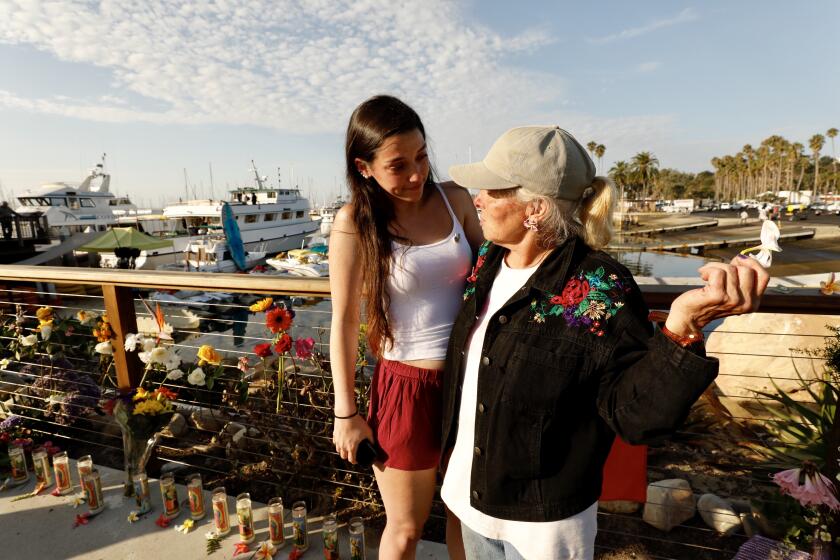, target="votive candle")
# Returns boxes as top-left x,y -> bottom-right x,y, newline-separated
291,500 -> 308,551
322,513 -> 339,560
348,516 -> 365,560
187,473 -> 205,520
132,471 -> 152,514
159,473 -> 180,519
211,487 -> 231,536
52,451 -> 72,494
236,492 -> 255,543
267,497 -> 285,547
31,447 -> 52,486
